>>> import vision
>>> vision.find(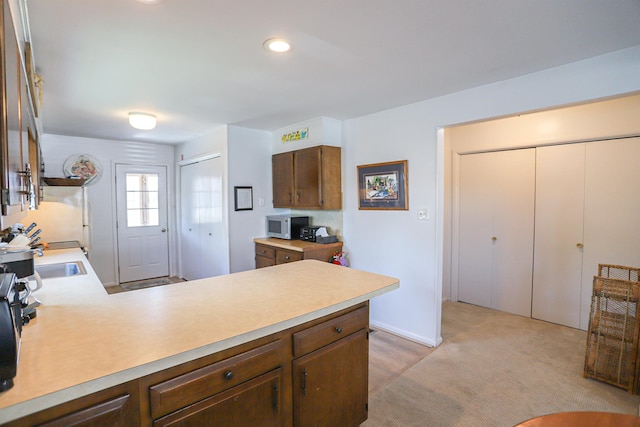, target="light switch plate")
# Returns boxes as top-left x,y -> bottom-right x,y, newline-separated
417,208 -> 429,220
